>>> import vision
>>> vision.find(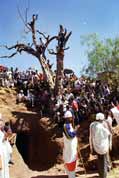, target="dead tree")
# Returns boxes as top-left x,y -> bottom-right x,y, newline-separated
49,25 -> 72,95
0,15 -> 71,94
0,14 -> 57,89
